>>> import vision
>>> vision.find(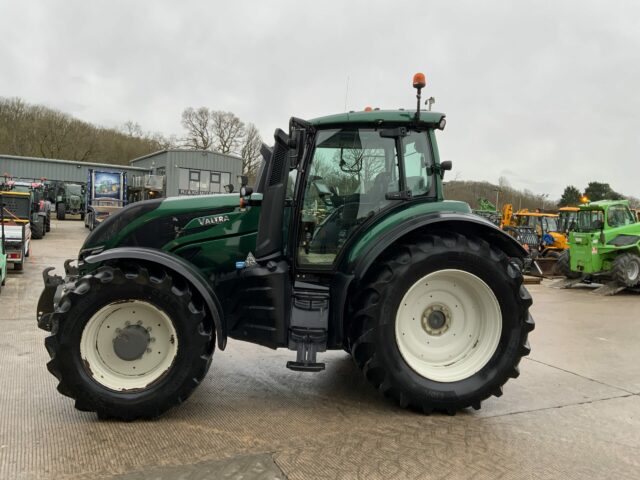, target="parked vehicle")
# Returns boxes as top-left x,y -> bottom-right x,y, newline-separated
37,74 -> 533,420
0,192 -> 32,271
557,200 -> 640,288
84,170 -> 126,230
0,203 -> 7,292
52,182 -> 86,220
1,181 -> 49,239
